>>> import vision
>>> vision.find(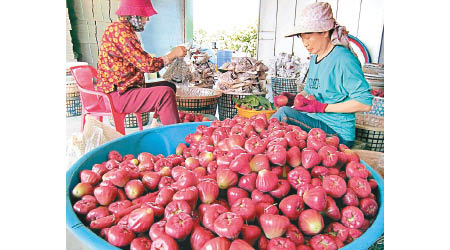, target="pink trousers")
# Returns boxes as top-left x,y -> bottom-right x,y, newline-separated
109,82 -> 180,125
